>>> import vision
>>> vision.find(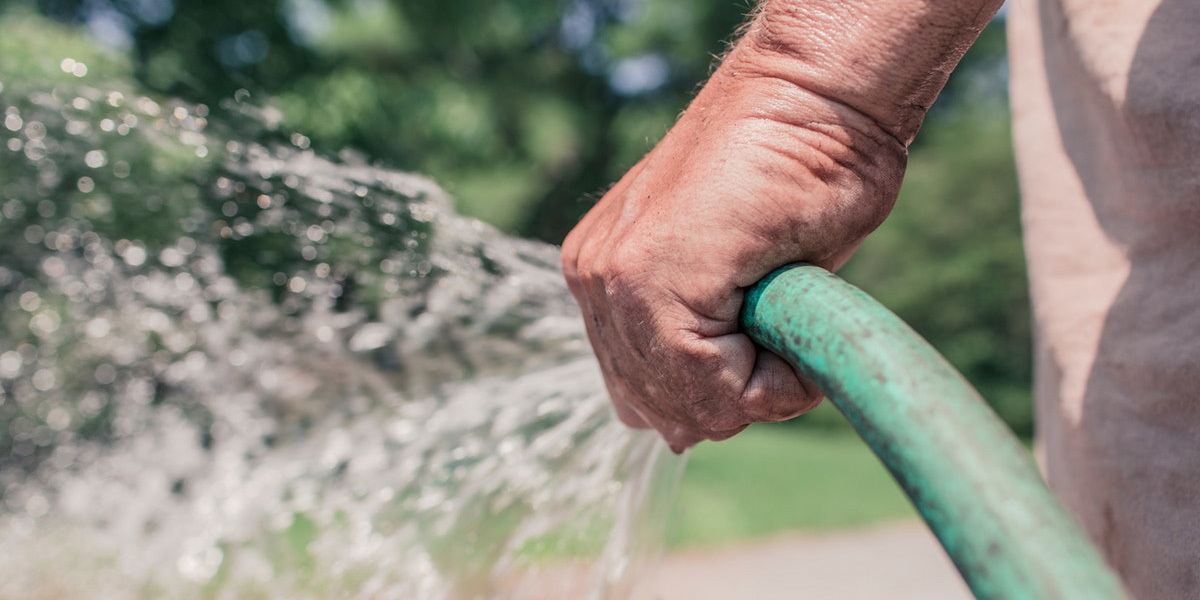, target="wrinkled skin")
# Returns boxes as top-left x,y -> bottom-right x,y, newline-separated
563,0 -> 1002,452
561,39 -> 908,452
